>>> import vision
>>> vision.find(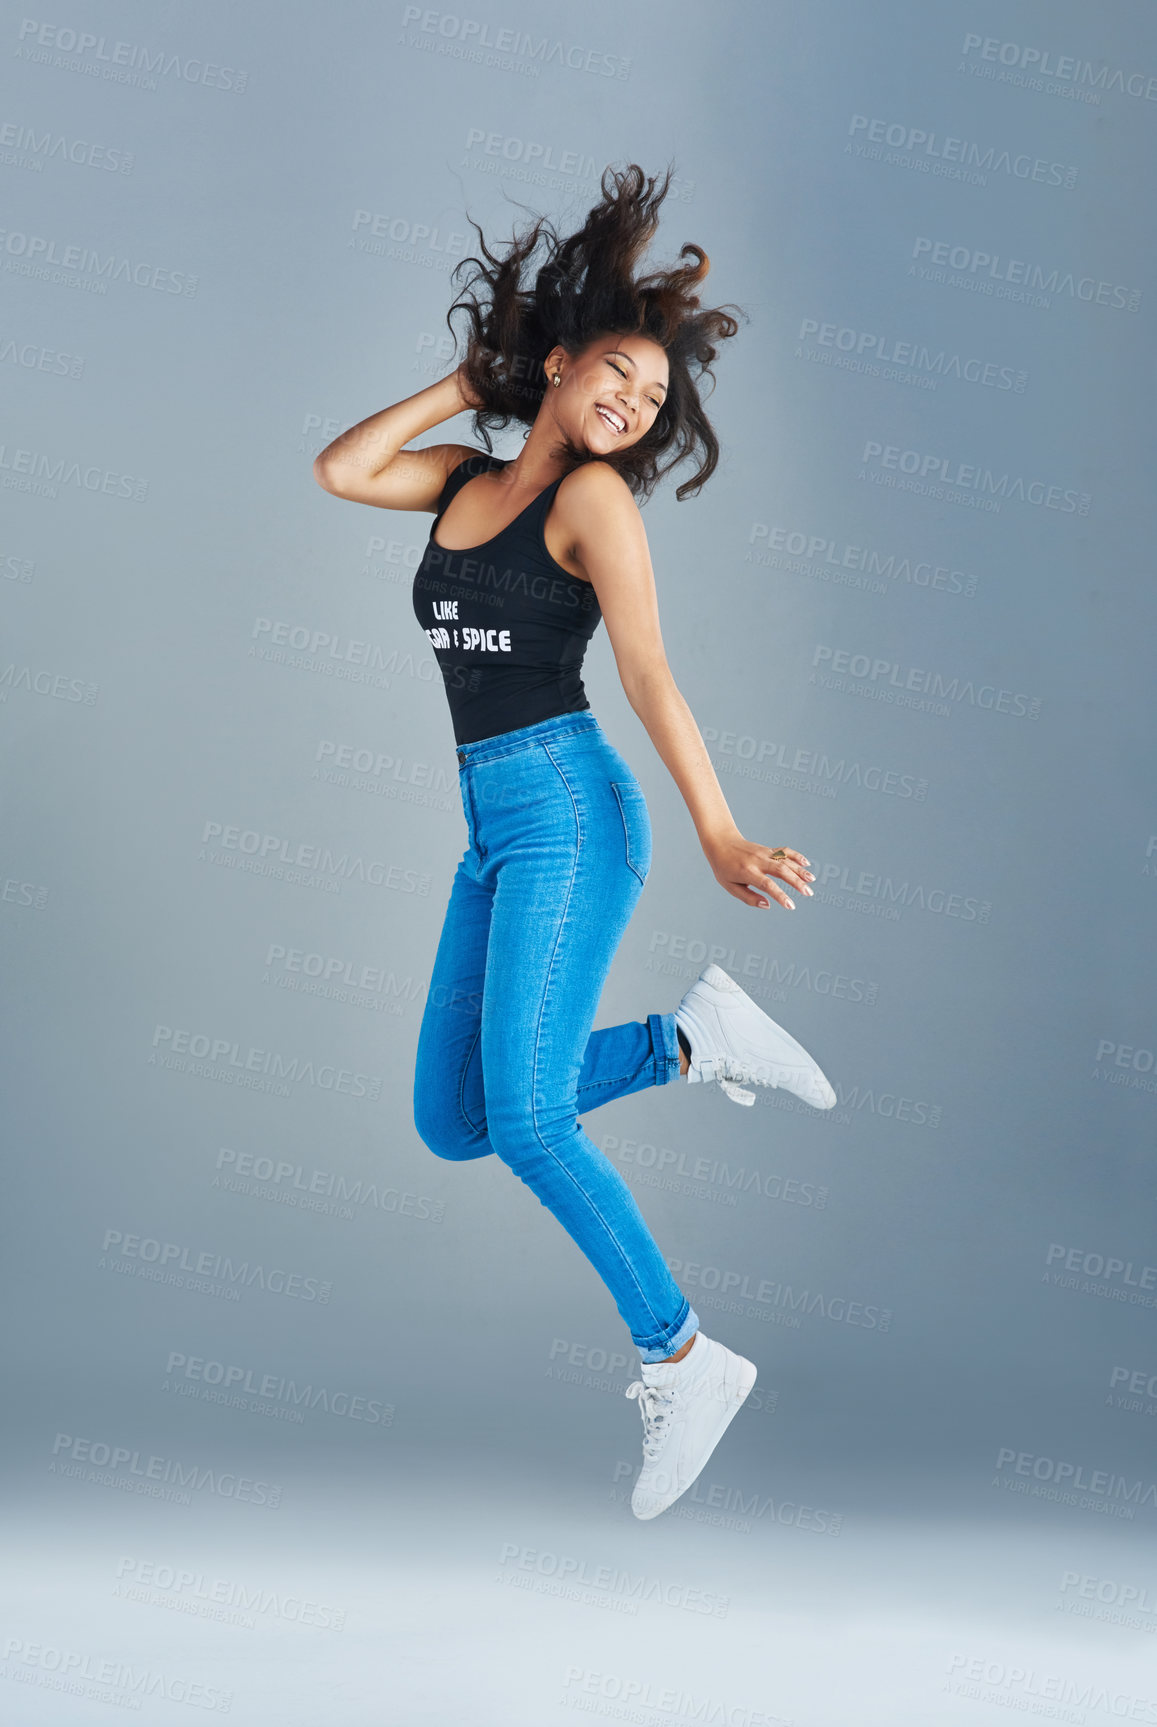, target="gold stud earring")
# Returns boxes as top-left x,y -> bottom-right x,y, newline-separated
552,374 -> 561,387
